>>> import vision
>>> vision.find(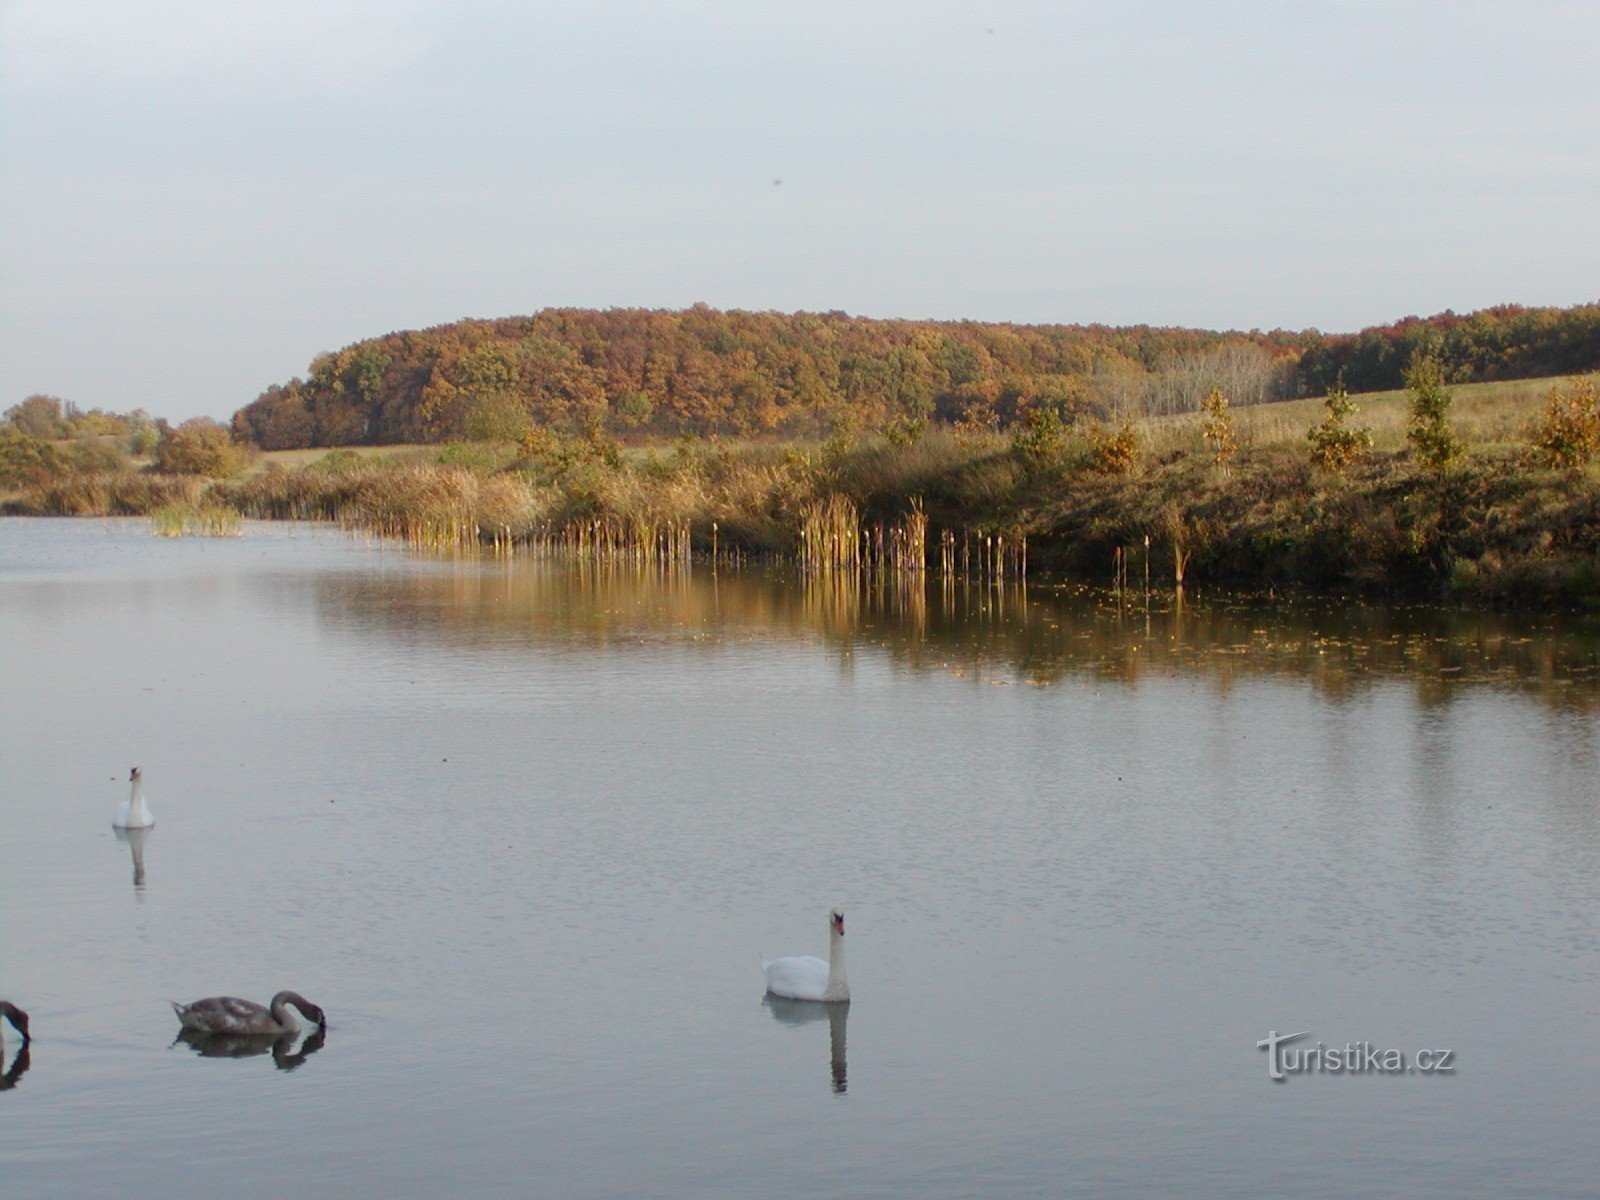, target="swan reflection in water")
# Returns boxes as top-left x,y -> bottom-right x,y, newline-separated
0,1002 -> 30,1091
764,996 -> 849,1094
0,1042 -> 29,1091
113,826 -> 150,894
174,1025 -> 327,1072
